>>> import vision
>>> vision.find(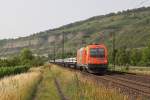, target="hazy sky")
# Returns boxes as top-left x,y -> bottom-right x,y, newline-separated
0,0 -> 150,39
